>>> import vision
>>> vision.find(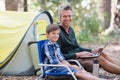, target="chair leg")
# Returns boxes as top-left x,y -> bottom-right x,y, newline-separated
44,76 -> 75,80
71,74 -> 78,80
36,74 -> 44,80
36,77 -> 44,80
